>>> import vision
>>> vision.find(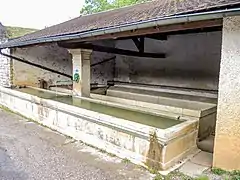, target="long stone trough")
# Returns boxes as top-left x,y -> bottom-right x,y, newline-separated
0,86 -> 201,170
